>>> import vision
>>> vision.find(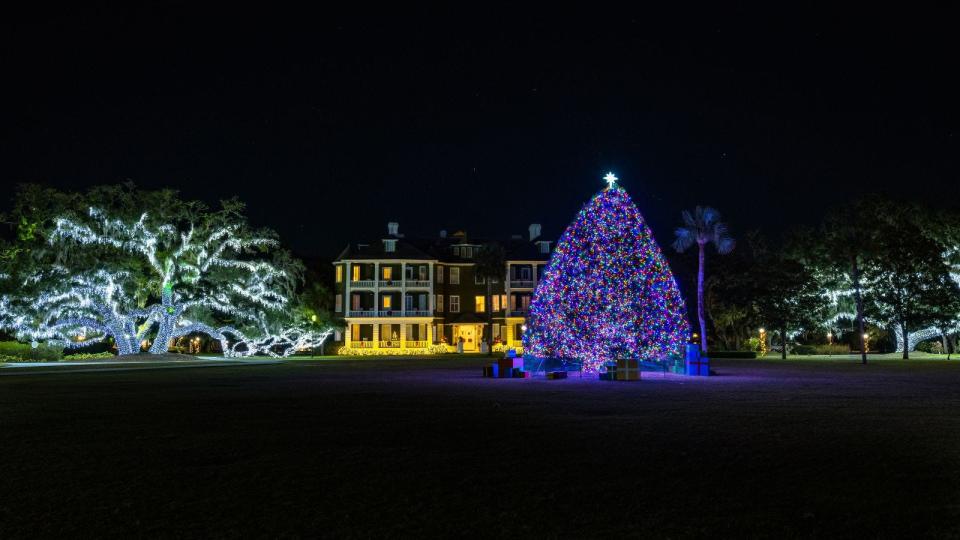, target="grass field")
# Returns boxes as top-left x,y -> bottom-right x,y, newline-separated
2,356 -> 959,537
